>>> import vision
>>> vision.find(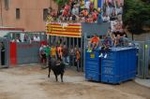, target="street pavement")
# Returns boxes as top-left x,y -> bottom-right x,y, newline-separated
135,78 -> 150,88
